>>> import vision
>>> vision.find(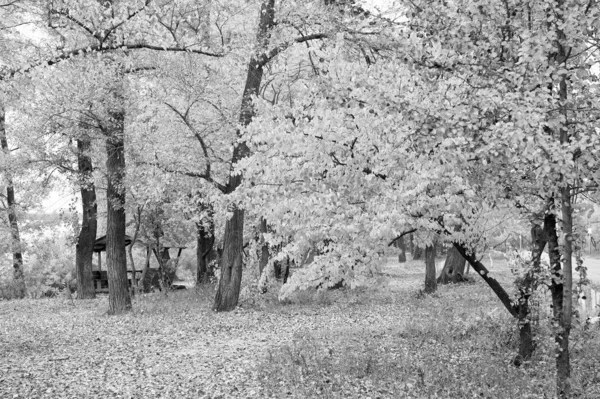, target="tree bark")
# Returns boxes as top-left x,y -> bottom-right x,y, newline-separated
0,103 -> 25,298
454,243 -> 518,318
213,0 -> 276,312
105,116 -> 131,314
544,211 -> 570,397
126,205 -> 143,297
196,206 -> 215,284
413,245 -> 423,260
396,236 -> 406,263
75,136 -> 97,299
514,223 -> 547,364
437,245 -> 467,284
258,217 -> 269,275
424,244 -> 437,293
